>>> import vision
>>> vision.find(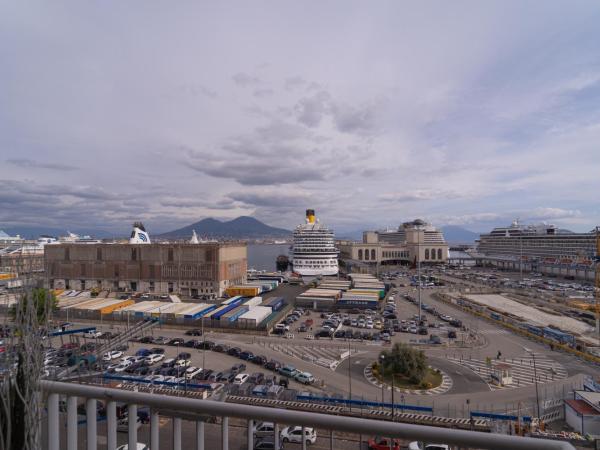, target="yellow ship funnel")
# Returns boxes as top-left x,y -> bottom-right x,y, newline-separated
306,209 -> 316,224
